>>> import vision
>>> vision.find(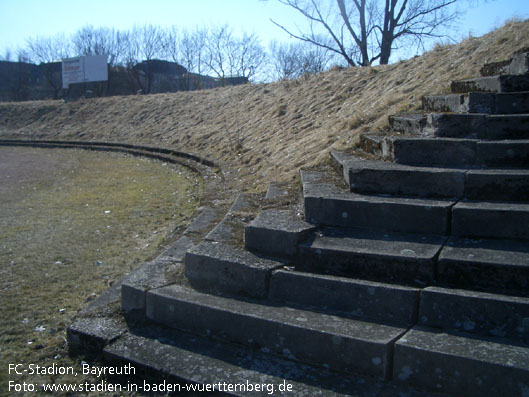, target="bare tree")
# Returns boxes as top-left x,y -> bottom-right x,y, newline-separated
271,0 -> 459,66
124,25 -> 164,93
269,40 -> 337,79
230,32 -> 267,80
72,25 -> 127,66
25,34 -> 72,98
178,27 -> 209,89
204,25 -> 266,84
